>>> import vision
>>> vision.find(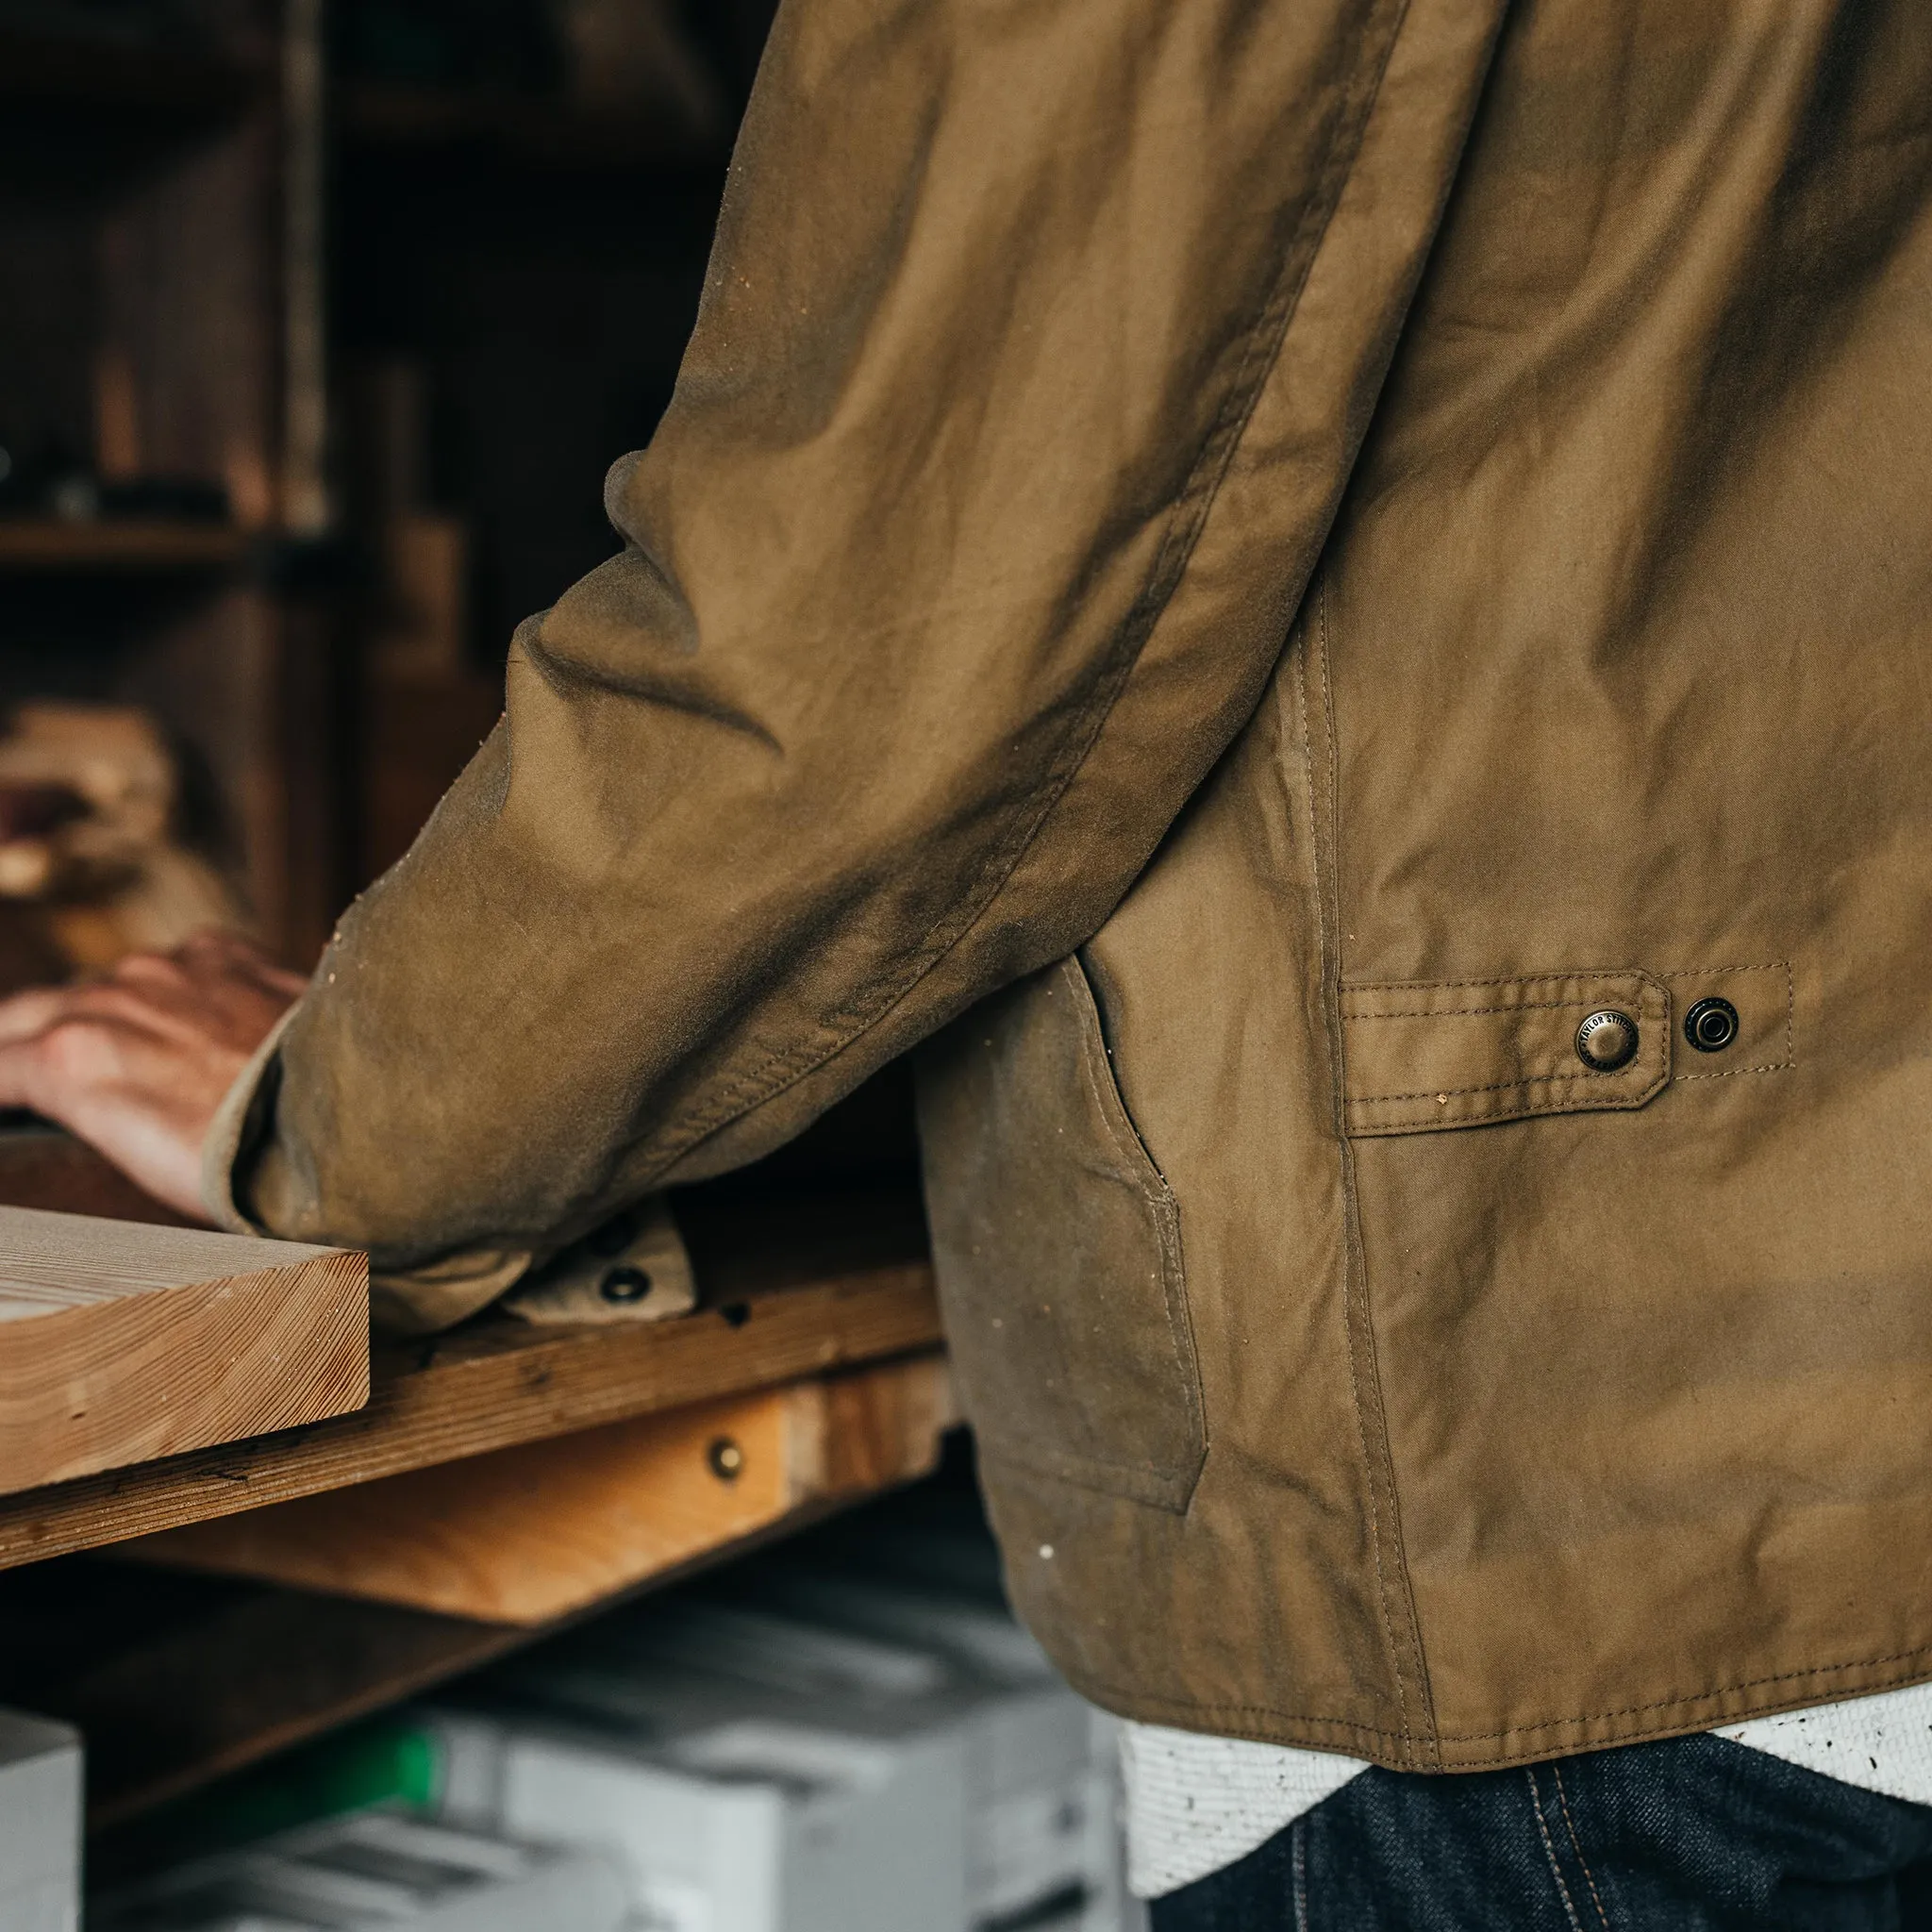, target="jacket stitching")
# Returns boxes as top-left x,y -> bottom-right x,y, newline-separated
1346,999 -> 1621,1021
1355,1072 -> 1647,1104
1058,1638 -> 1932,1757
1297,621 -> 1407,1740
1315,580 -> 1436,1757
976,1440 -> 1190,1506
1341,967 -> 1782,1017
1552,1764 -> 1612,1930
1659,963 -> 1788,978
1526,1772 -> 1588,1932
1015,977 -> 1117,1488
1311,593 -> 1408,1745
1436,1645 -> 1932,1738
1064,957 -> 1206,1491
1348,966 -> 1790,1090
1345,972 -> 1656,994
1666,962 -> 1795,1080
1297,620 -> 1412,1750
